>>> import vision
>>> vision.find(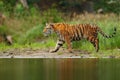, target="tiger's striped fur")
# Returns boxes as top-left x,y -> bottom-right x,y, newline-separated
43,23 -> 116,53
